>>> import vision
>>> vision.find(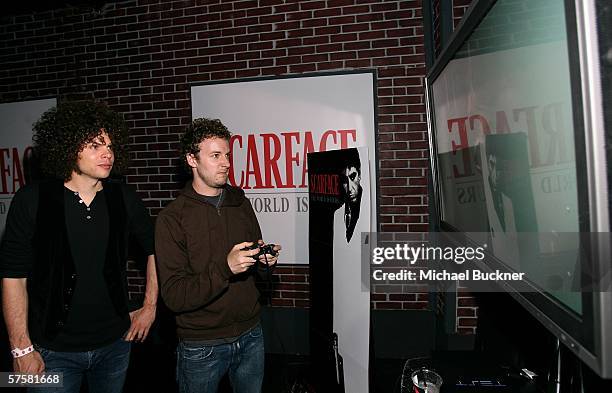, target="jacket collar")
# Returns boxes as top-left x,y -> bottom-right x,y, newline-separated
181,183 -> 245,207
